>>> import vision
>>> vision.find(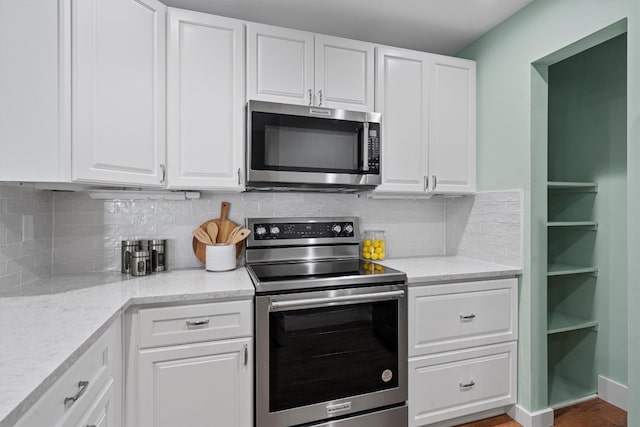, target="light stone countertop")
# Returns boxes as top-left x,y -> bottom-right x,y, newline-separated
0,256 -> 520,427
0,268 -> 254,427
381,256 -> 521,284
